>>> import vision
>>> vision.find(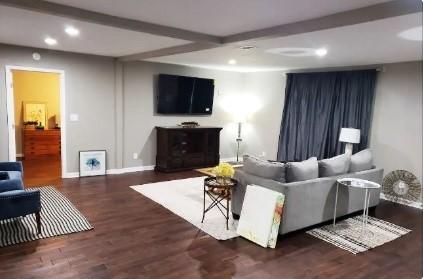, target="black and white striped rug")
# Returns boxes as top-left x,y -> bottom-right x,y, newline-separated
0,186 -> 93,247
307,216 -> 411,254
